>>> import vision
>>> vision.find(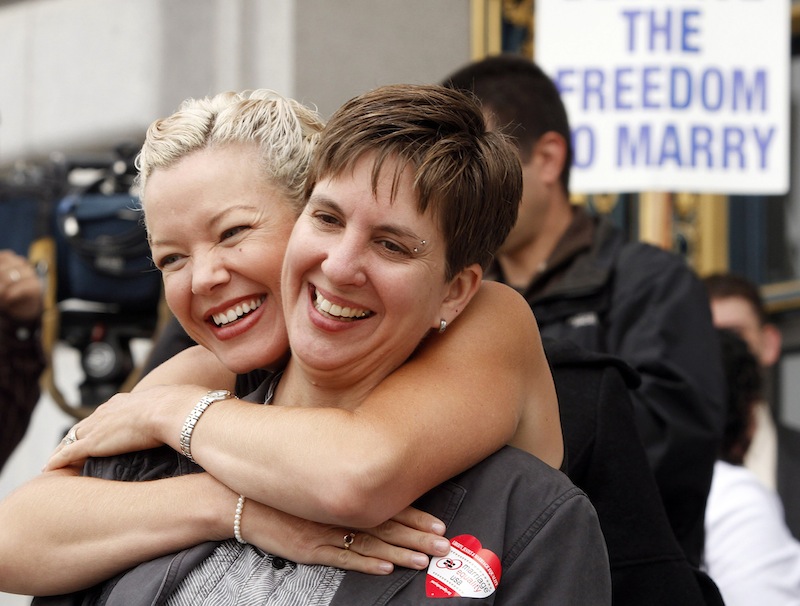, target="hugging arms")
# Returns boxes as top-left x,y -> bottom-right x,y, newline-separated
0,88 -> 563,598
0,283 -> 559,595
